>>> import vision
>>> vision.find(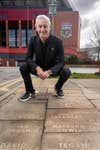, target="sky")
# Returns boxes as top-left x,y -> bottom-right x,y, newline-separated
69,0 -> 100,48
